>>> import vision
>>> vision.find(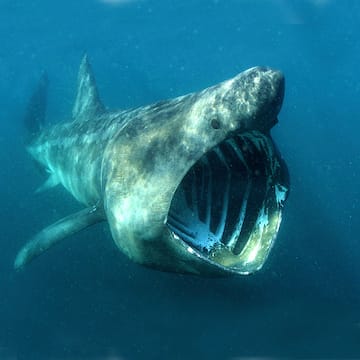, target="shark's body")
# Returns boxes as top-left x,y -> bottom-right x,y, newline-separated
15,56 -> 289,276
